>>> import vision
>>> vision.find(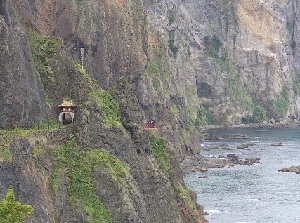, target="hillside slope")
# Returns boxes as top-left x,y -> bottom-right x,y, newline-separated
2,0 -> 299,222
0,0 -> 206,222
